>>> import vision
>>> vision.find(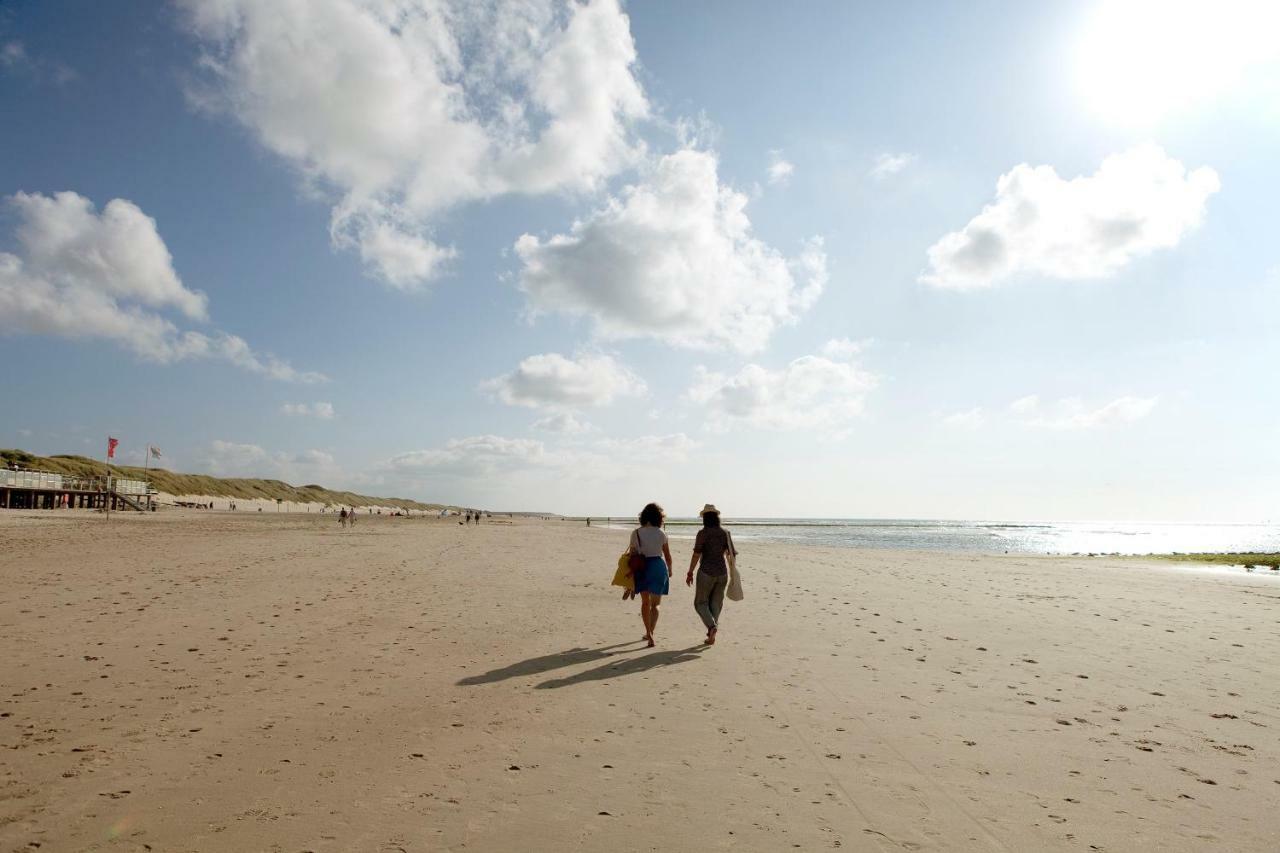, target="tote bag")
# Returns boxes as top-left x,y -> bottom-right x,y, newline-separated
726,531 -> 744,601
611,552 -> 635,591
